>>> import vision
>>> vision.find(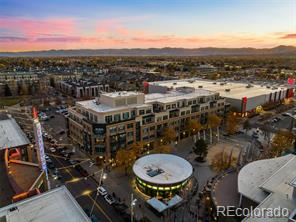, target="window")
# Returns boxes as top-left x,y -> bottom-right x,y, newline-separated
146,109 -> 151,114
181,111 -> 185,116
166,105 -> 171,110
188,101 -> 192,105
186,110 -> 190,114
163,115 -> 168,120
123,112 -> 129,120
114,114 -> 121,122
131,110 -> 136,118
139,110 -> 145,115
157,117 -> 162,122
172,104 -> 176,108
127,123 -> 134,129
105,115 -> 112,123
193,100 -> 196,104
